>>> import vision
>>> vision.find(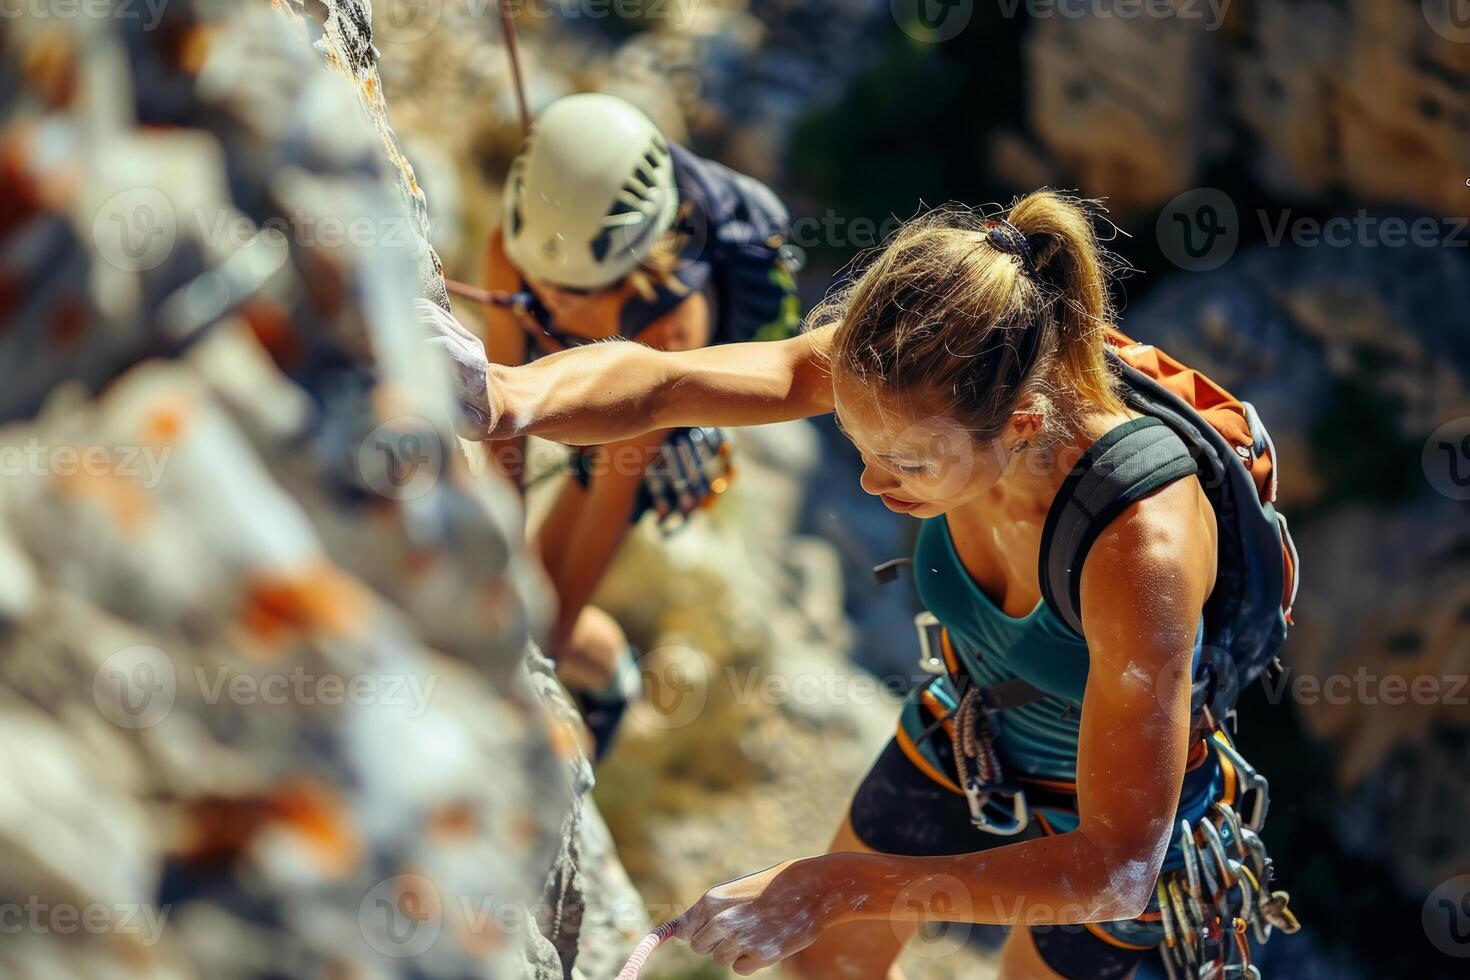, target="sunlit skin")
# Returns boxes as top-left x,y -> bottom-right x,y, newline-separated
520,272 -> 630,347
483,327 -> 1218,979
